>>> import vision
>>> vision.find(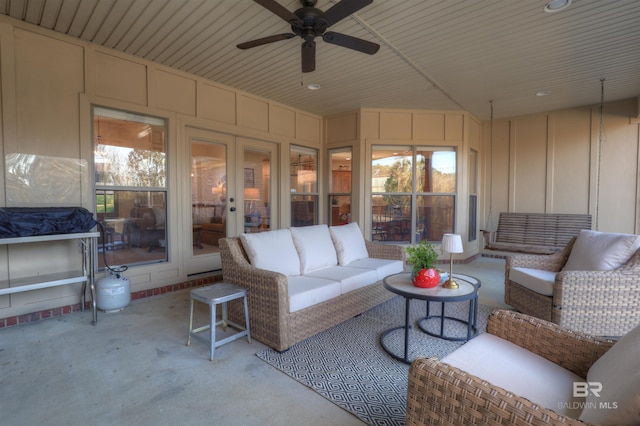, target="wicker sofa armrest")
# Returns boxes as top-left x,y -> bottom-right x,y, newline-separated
406,357 -> 588,426
365,239 -> 406,262
219,237 -> 292,349
553,263 -> 640,336
487,310 -> 615,378
506,237 -> 576,273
